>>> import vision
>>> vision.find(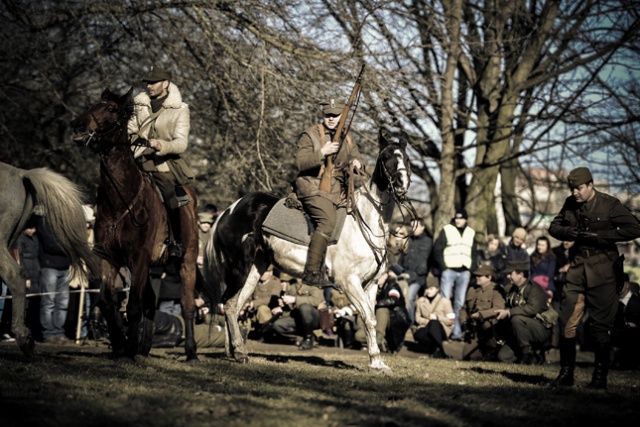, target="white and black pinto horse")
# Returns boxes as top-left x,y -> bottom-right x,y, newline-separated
204,133 -> 413,372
